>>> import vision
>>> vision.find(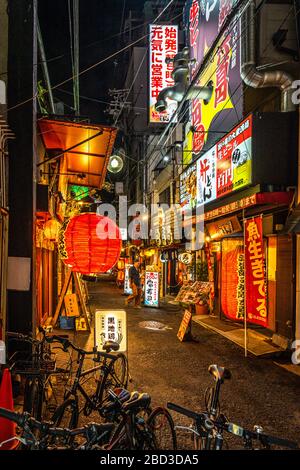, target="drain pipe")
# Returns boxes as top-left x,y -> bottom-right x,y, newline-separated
155,47 -> 213,113
241,0 -> 296,112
